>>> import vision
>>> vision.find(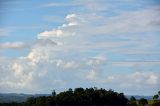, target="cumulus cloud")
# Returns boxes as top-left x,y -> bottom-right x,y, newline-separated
65,14 -> 77,20
85,69 -> 160,95
56,59 -> 78,69
119,72 -> 159,89
37,39 -> 57,45
38,6 -> 160,56
0,56 -> 66,93
85,71 -> 160,90
0,58 -> 35,92
38,29 -> 75,39
12,62 -> 24,76
38,13 -> 79,39
38,29 -> 63,38
1,1 -> 160,94
27,48 -> 51,64
86,69 -> 98,80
